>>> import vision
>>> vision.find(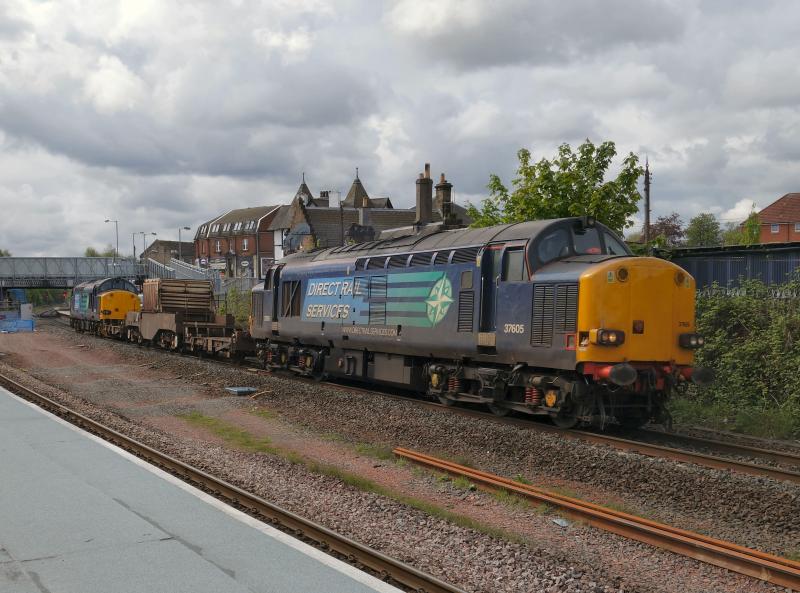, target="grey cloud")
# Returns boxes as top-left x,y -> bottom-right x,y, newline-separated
387,0 -> 685,71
